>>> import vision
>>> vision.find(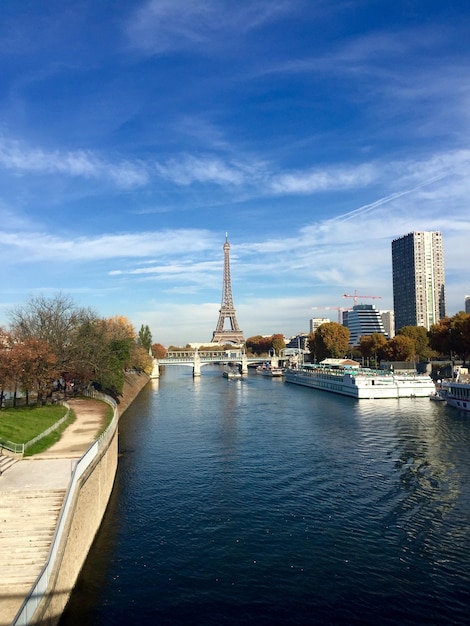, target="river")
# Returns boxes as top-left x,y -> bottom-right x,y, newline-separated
60,365 -> 470,625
